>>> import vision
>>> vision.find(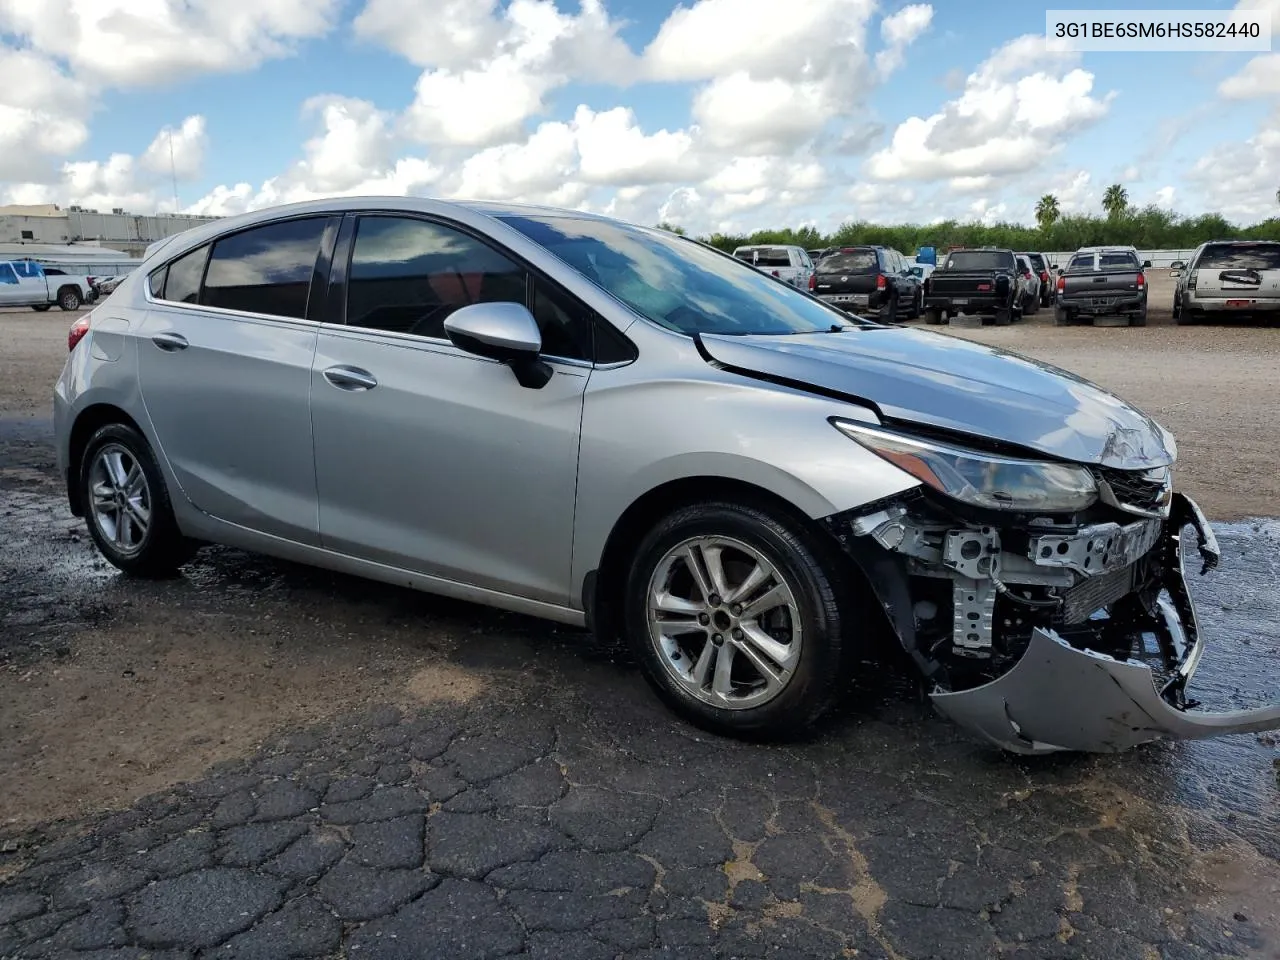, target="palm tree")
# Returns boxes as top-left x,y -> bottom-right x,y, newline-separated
1035,194 -> 1060,229
1102,184 -> 1129,219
